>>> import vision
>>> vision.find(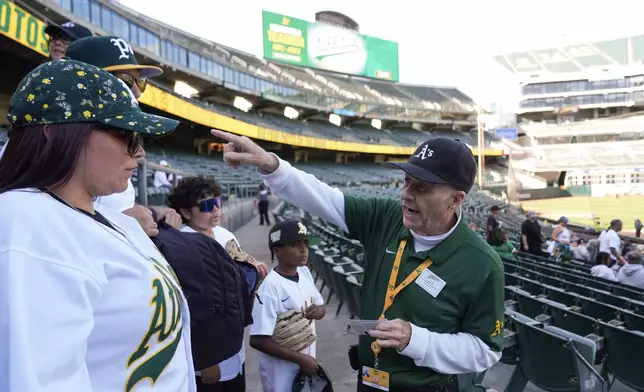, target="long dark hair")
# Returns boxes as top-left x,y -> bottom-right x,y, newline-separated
595,252 -> 611,266
487,228 -> 508,246
0,123 -> 94,193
